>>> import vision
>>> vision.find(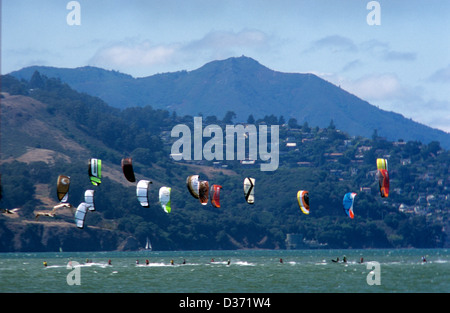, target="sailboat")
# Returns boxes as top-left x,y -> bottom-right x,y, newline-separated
144,237 -> 152,251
